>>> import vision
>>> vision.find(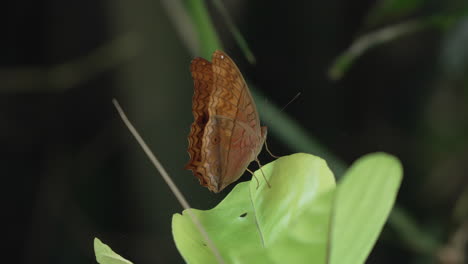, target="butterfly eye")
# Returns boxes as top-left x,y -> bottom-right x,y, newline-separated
212,136 -> 220,144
